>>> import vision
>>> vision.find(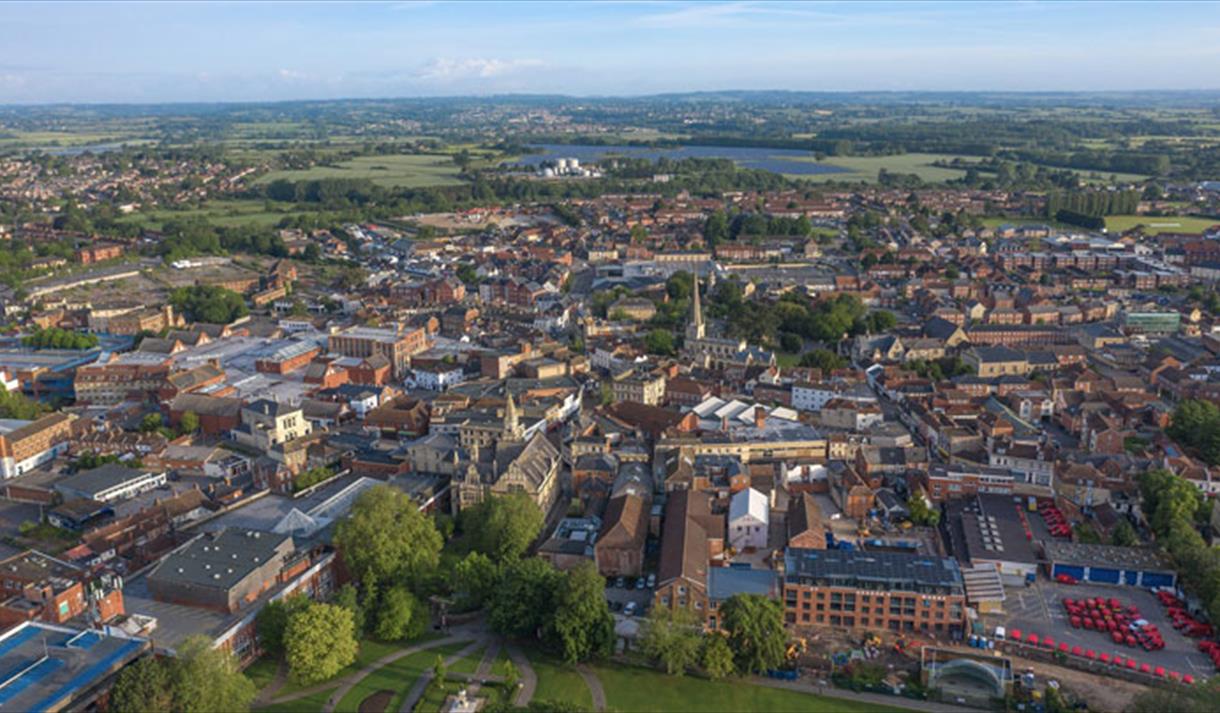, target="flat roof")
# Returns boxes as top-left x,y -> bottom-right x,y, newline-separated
784,548 -> 964,593
54,464 -> 163,499
1041,541 -> 1173,572
0,621 -> 147,713
944,493 -> 1039,566
148,529 -> 291,593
